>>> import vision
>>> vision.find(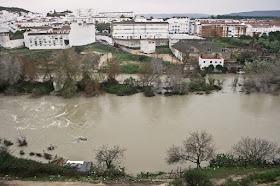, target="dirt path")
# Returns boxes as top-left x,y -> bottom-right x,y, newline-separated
0,180 -> 169,186
0,180 -> 104,186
